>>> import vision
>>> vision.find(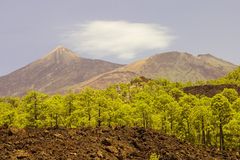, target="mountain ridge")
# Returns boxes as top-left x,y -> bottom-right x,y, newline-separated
0,46 -> 123,96
0,48 -> 237,96
64,51 -> 237,92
